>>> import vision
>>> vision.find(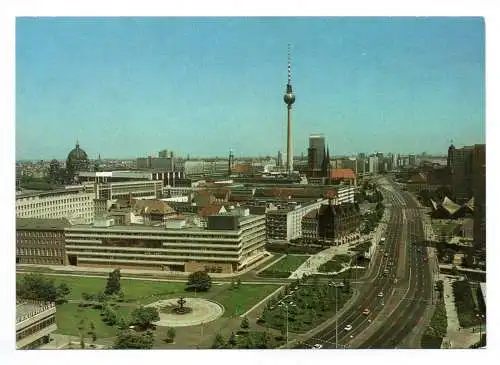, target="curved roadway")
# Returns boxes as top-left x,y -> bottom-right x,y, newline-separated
297,178 -> 433,349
